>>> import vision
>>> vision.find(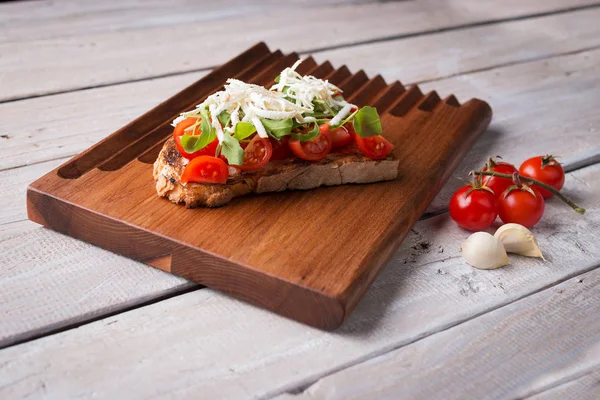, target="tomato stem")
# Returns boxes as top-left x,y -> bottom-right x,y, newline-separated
472,171 -> 585,215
